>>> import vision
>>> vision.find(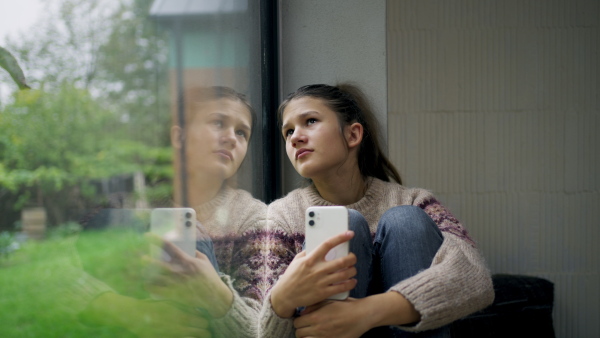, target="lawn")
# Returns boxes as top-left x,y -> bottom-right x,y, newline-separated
0,228 -> 151,337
